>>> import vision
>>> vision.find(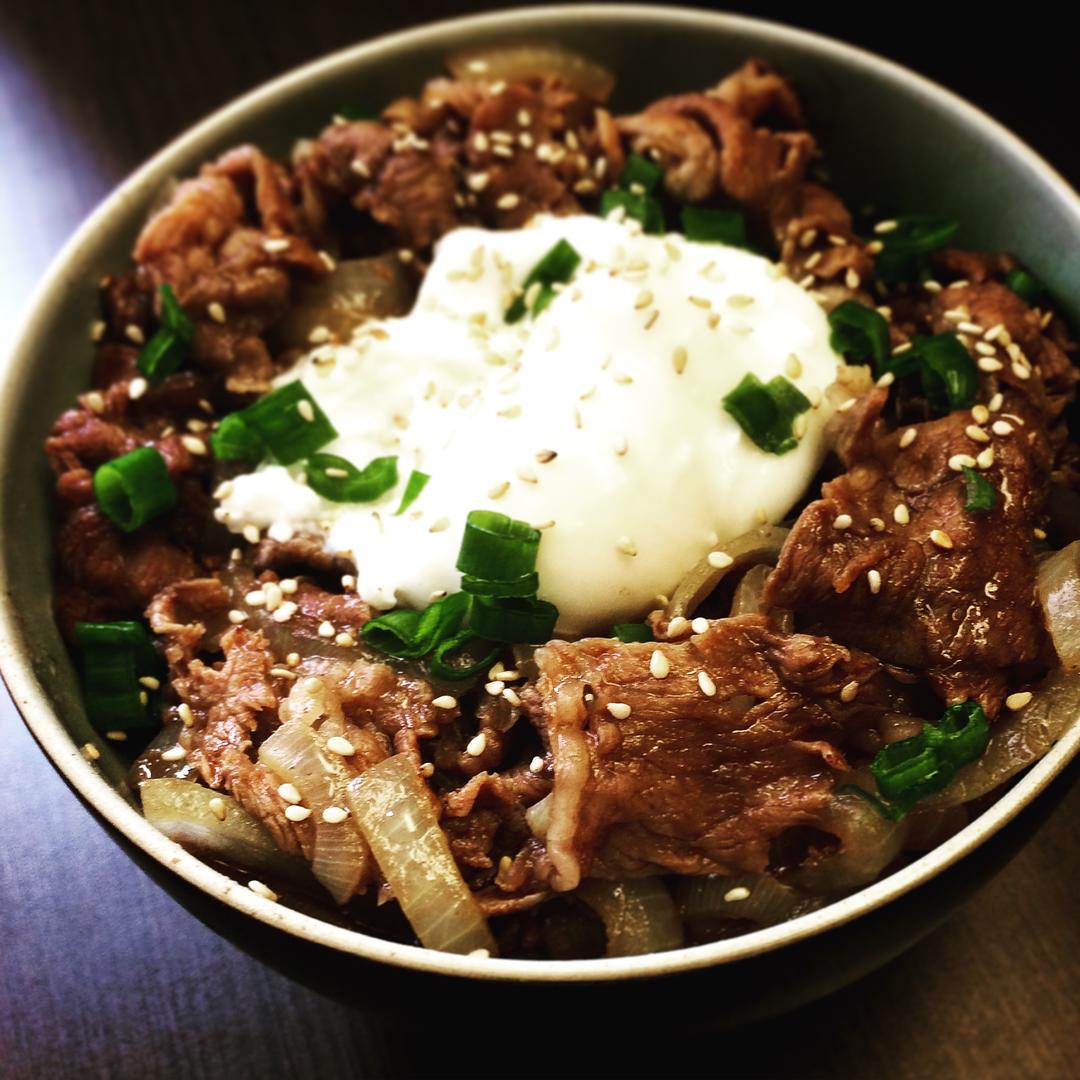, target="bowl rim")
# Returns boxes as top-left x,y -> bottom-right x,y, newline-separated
3,2 -> 1080,984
